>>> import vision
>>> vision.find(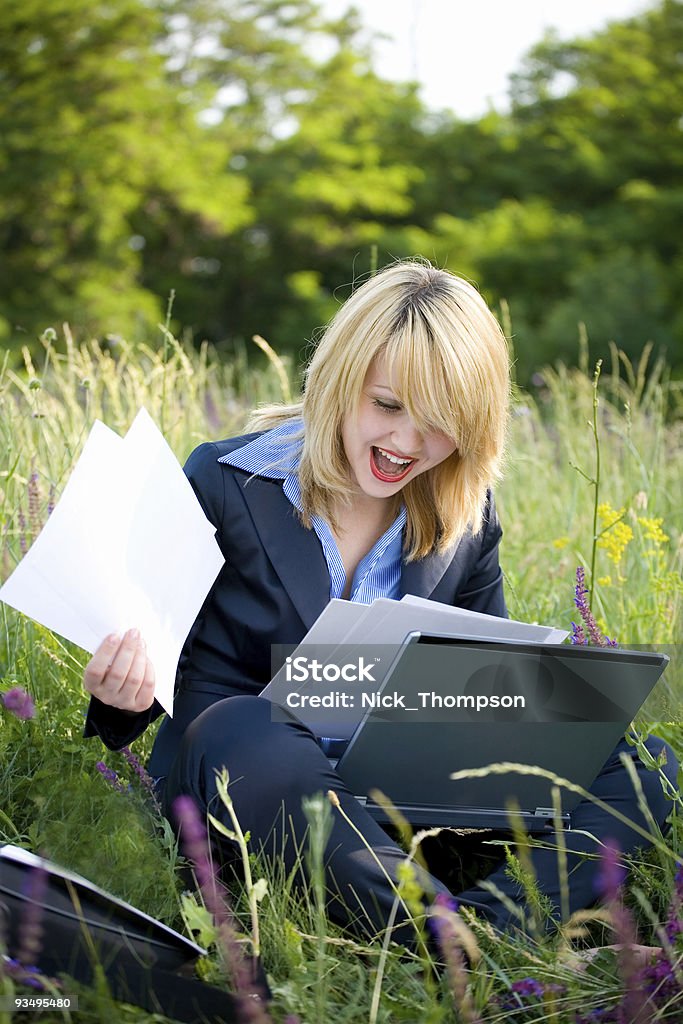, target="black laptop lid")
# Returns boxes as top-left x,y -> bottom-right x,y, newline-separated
335,636 -> 668,822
